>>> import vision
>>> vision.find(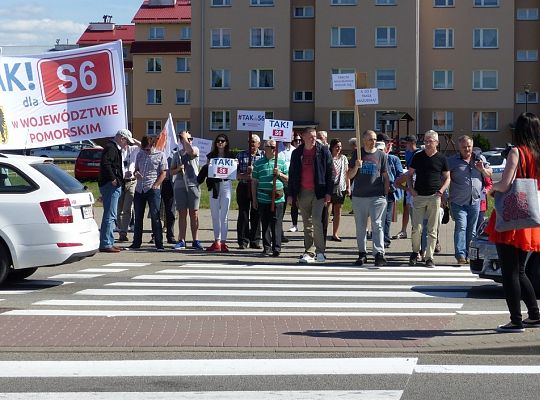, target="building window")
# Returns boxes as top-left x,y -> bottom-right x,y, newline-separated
472,111 -> 497,131
376,27 -> 396,47
331,27 -> 356,47
250,28 -> 274,47
176,57 -> 191,72
517,8 -> 539,20
176,120 -> 191,133
375,111 -> 394,132
265,111 -> 274,119
516,92 -> 539,104
147,120 -> 162,136
211,0 -> 231,6
473,70 -> 498,90
250,69 -> 274,89
211,69 -> 231,89
516,50 -> 538,61
251,0 -> 274,5
211,28 -> 231,48
146,89 -> 162,104
331,110 -> 354,130
293,49 -> 314,61
180,26 -> 192,40
210,111 -> 231,130
433,70 -> 454,89
434,0 -> 454,6
149,27 -> 164,40
293,6 -> 314,17
176,89 -> 191,104
293,91 -> 314,102
376,69 -> 396,89
474,0 -> 498,7
146,57 -> 162,73
473,28 -> 498,48
376,0 -> 396,5
331,0 -> 357,4
433,28 -> 453,48
432,111 -> 454,131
